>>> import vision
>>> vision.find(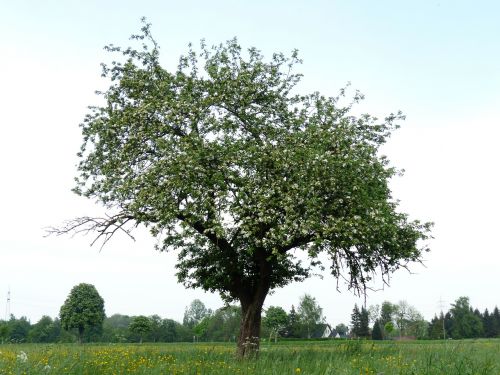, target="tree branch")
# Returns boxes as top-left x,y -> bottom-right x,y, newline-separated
45,213 -> 137,250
